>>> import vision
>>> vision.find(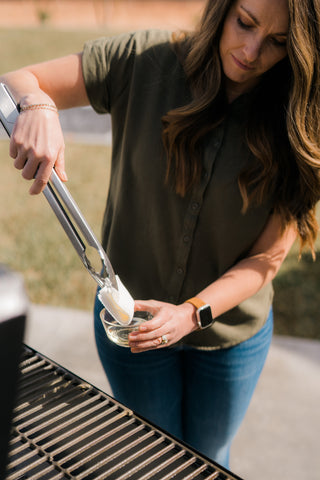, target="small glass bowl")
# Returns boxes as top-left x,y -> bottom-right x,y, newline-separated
99,309 -> 152,347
